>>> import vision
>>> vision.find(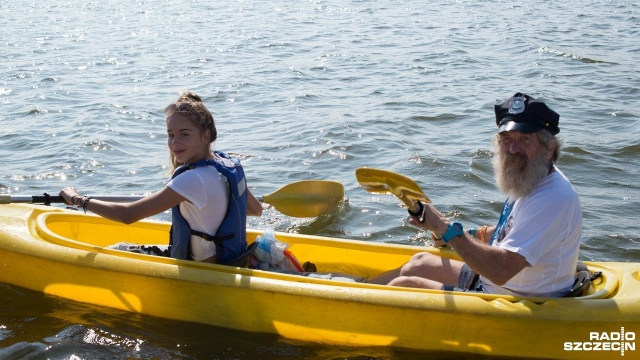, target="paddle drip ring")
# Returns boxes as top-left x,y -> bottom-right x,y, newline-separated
42,192 -> 51,206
